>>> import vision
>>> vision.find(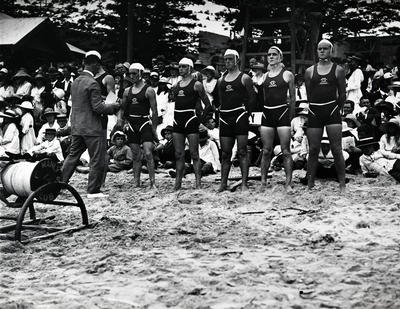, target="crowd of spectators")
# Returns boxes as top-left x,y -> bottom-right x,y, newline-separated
0,53 -> 399,183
